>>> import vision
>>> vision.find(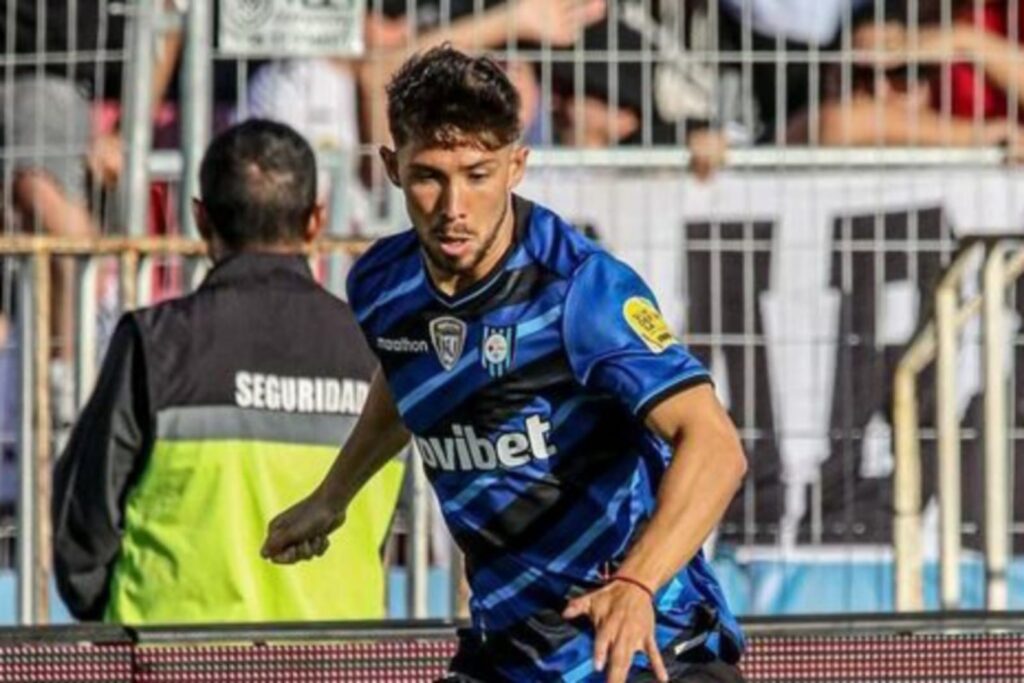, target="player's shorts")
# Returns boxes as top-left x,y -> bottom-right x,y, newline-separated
436,605 -> 745,682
